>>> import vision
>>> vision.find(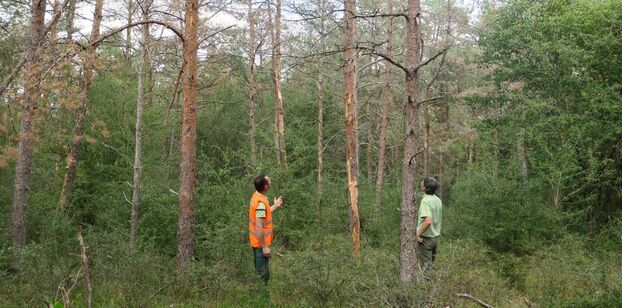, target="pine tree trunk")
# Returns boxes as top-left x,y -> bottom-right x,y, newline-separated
268,0 -> 287,167
177,0 -> 199,269
366,97 -> 373,182
66,0 -> 76,38
11,0 -> 46,249
374,0 -> 393,215
399,0 -> 422,283
343,0 -> 361,258
50,0 -> 60,42
316,0 -> 326,212
247,0 -> 257,168
130,0 -> 150,249
58,0 -> 103,209
423,89 -> 430,176
125,0 -> 132,61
